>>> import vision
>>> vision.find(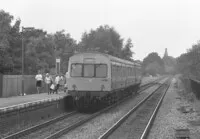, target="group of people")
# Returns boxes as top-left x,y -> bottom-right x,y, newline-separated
35,70 -> 65,95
